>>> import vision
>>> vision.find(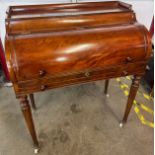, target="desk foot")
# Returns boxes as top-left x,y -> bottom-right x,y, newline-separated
119,122 -> 124,128
34,147 -> 40,154
19,95 -> 39,147
106,94 -> 110,98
